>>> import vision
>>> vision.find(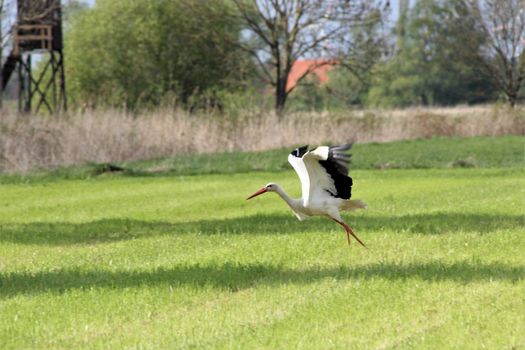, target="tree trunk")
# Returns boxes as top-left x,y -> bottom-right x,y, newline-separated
507,75 -> 525,107
275,76 -> 288,116
506,81 -> 519,107
508,93 -> 516,107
